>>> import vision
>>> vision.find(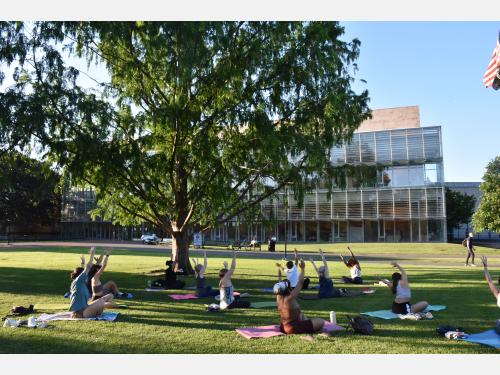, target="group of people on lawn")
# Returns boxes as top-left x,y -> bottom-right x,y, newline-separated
69,244 -> 500,336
